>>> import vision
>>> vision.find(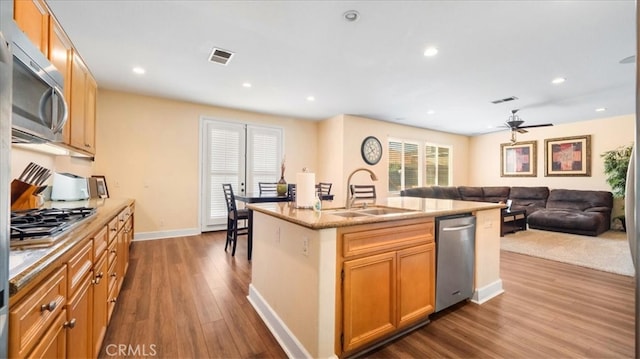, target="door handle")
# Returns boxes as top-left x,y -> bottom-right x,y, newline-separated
0,31 -> 9,64
442,223 -> 475,231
